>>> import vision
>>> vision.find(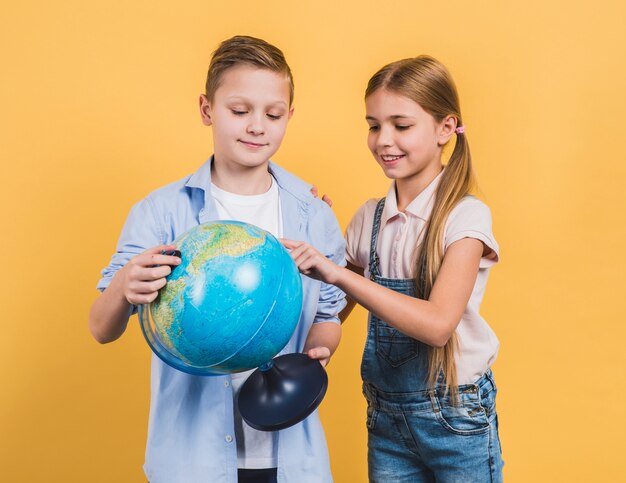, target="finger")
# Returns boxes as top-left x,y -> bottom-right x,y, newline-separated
147,265 -> 173,280
143,244 -> 177,255
137,245 -> 180,267
307,347 -> 331,360
293,246 -> 323,267
292,248 -> 316,267
129,265 -> 170,283
139,278 -> 167,294
128,291 -> 160,305
310,185 -> 319,197
321,194 -> 333,207
293,250 -> 315,268
285,243 -> 310,262
139,253 -> 182,268
280,239 -> 302,250
130,278 -> 166,294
